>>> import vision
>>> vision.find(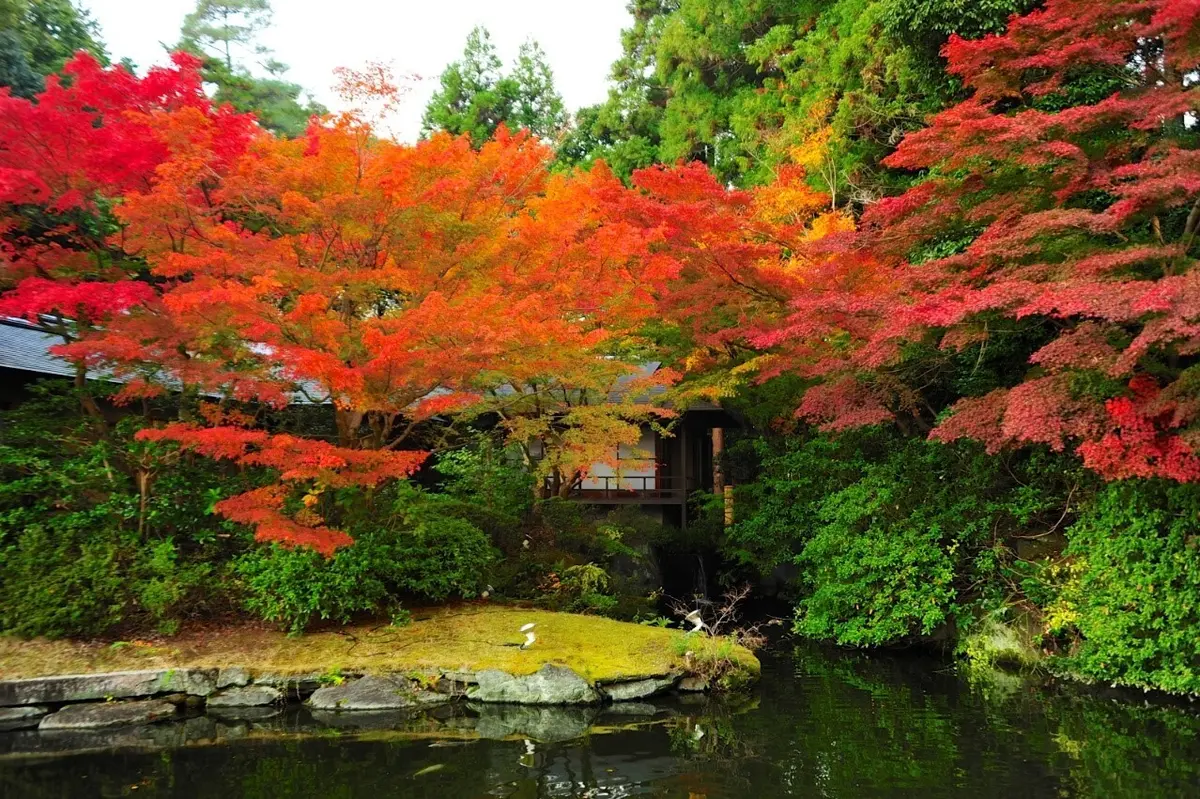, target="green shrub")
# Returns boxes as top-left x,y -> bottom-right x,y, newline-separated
237,486 -> 497,632
793,437 -> 1071,647
0,517 -> 129,638
235,543 -> 387,633
134,540 -> 214,635
434,439 -> 534,541
557,563 -> 619,614
726,432 -> 877,579
0,385 -> 256,637
1056,481 -> 1200,695
380,515 -> 496,601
